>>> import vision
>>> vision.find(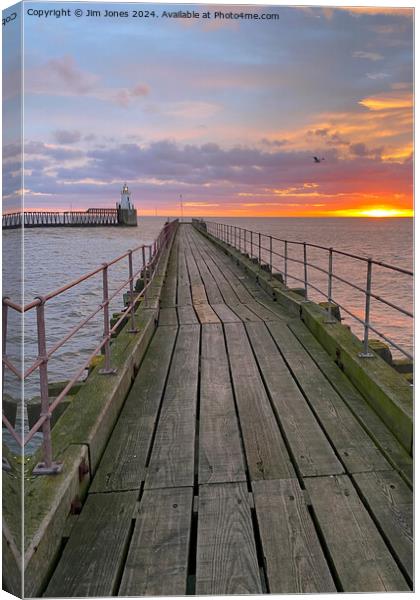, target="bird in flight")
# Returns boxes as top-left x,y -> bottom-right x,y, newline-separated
313,156 -> 325,163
